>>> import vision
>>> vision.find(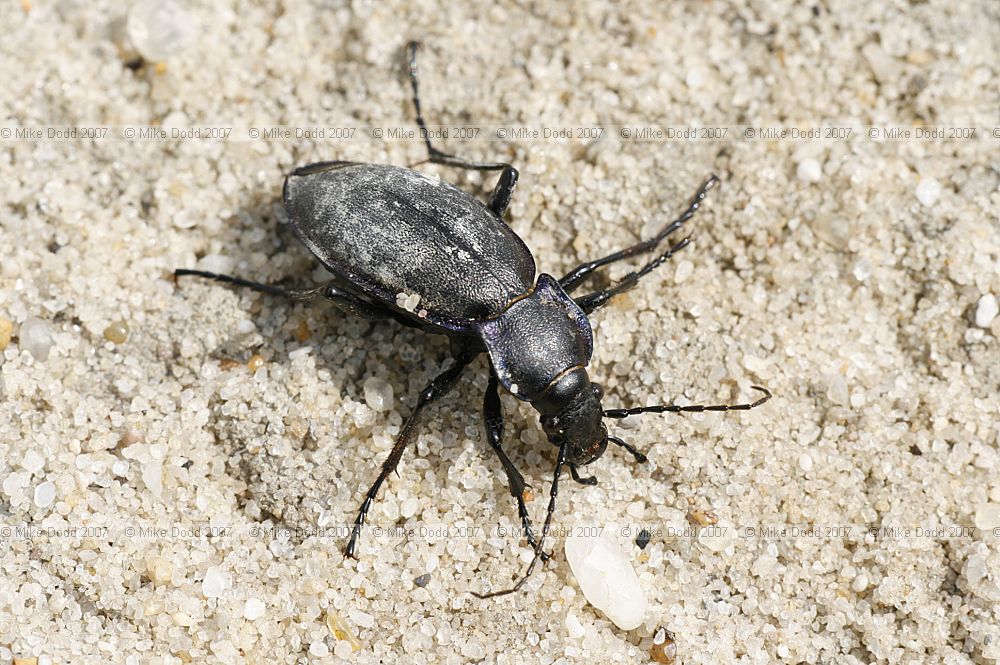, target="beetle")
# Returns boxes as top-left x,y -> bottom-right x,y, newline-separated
175,42 -> 770,597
